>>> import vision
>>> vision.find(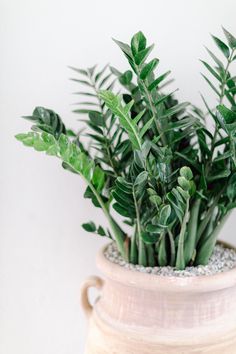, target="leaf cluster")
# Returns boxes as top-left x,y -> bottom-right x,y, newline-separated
16,27 -> 236,269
